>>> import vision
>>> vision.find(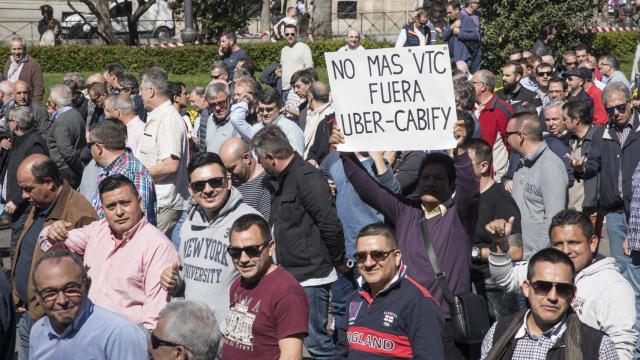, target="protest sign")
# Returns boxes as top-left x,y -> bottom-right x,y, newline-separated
324,45 -> 458,151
